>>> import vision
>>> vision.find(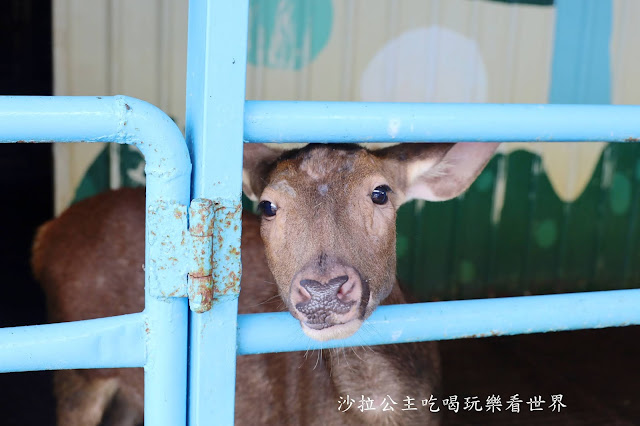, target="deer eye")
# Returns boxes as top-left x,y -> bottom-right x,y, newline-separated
258,200 -> 278,217
371,185 -> 391,205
